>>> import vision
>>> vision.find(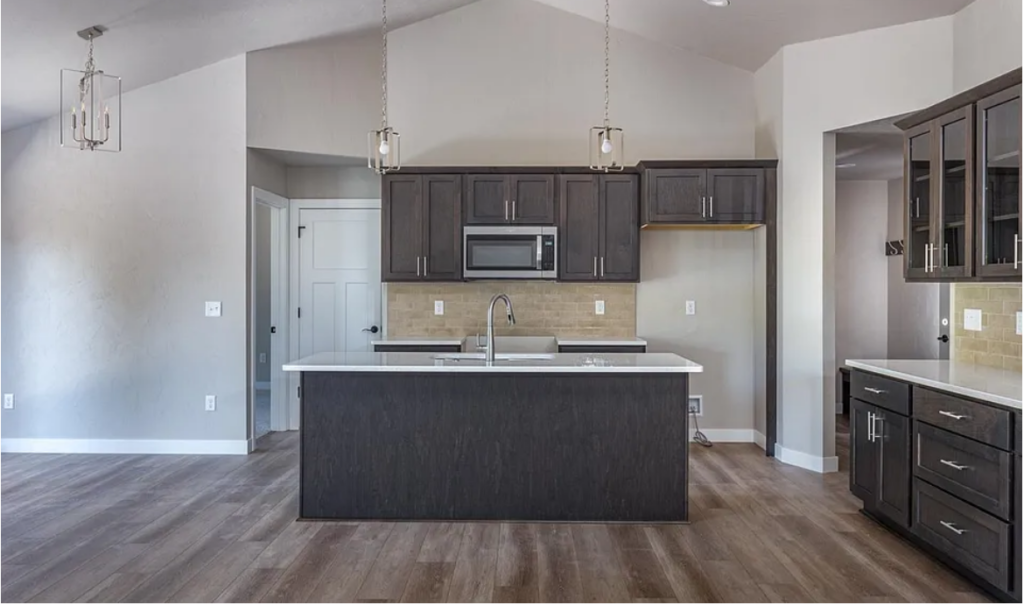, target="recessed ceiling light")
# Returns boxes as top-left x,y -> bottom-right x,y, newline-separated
703,0 -> 730,6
